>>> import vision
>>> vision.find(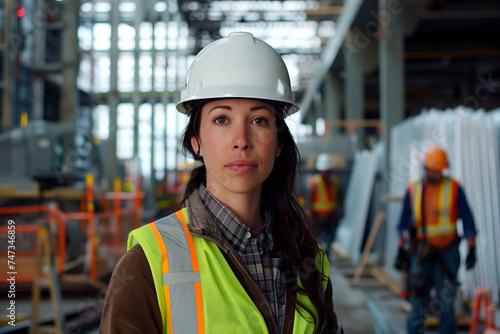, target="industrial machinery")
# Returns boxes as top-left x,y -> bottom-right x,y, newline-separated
0,119 -> 101,195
